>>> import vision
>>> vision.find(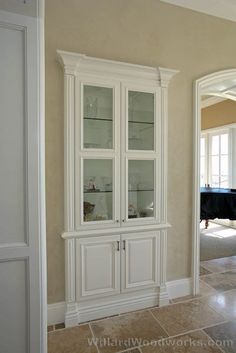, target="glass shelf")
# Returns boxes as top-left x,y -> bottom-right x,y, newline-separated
128,120 -> 154,125
128,189 -> 154,192
84,117 -> 112,122
84,190 -> 112,193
